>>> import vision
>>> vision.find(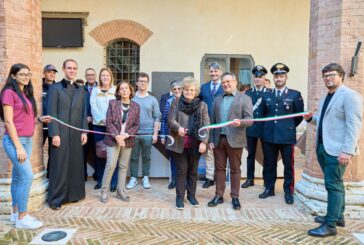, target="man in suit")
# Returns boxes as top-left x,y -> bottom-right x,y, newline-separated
242,65 -> 271,188
83,68 -> 97,181
199,62 -> 224,188
305,63 -> 362,237
259,63 -> 304,205
207,72 -> 253,210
